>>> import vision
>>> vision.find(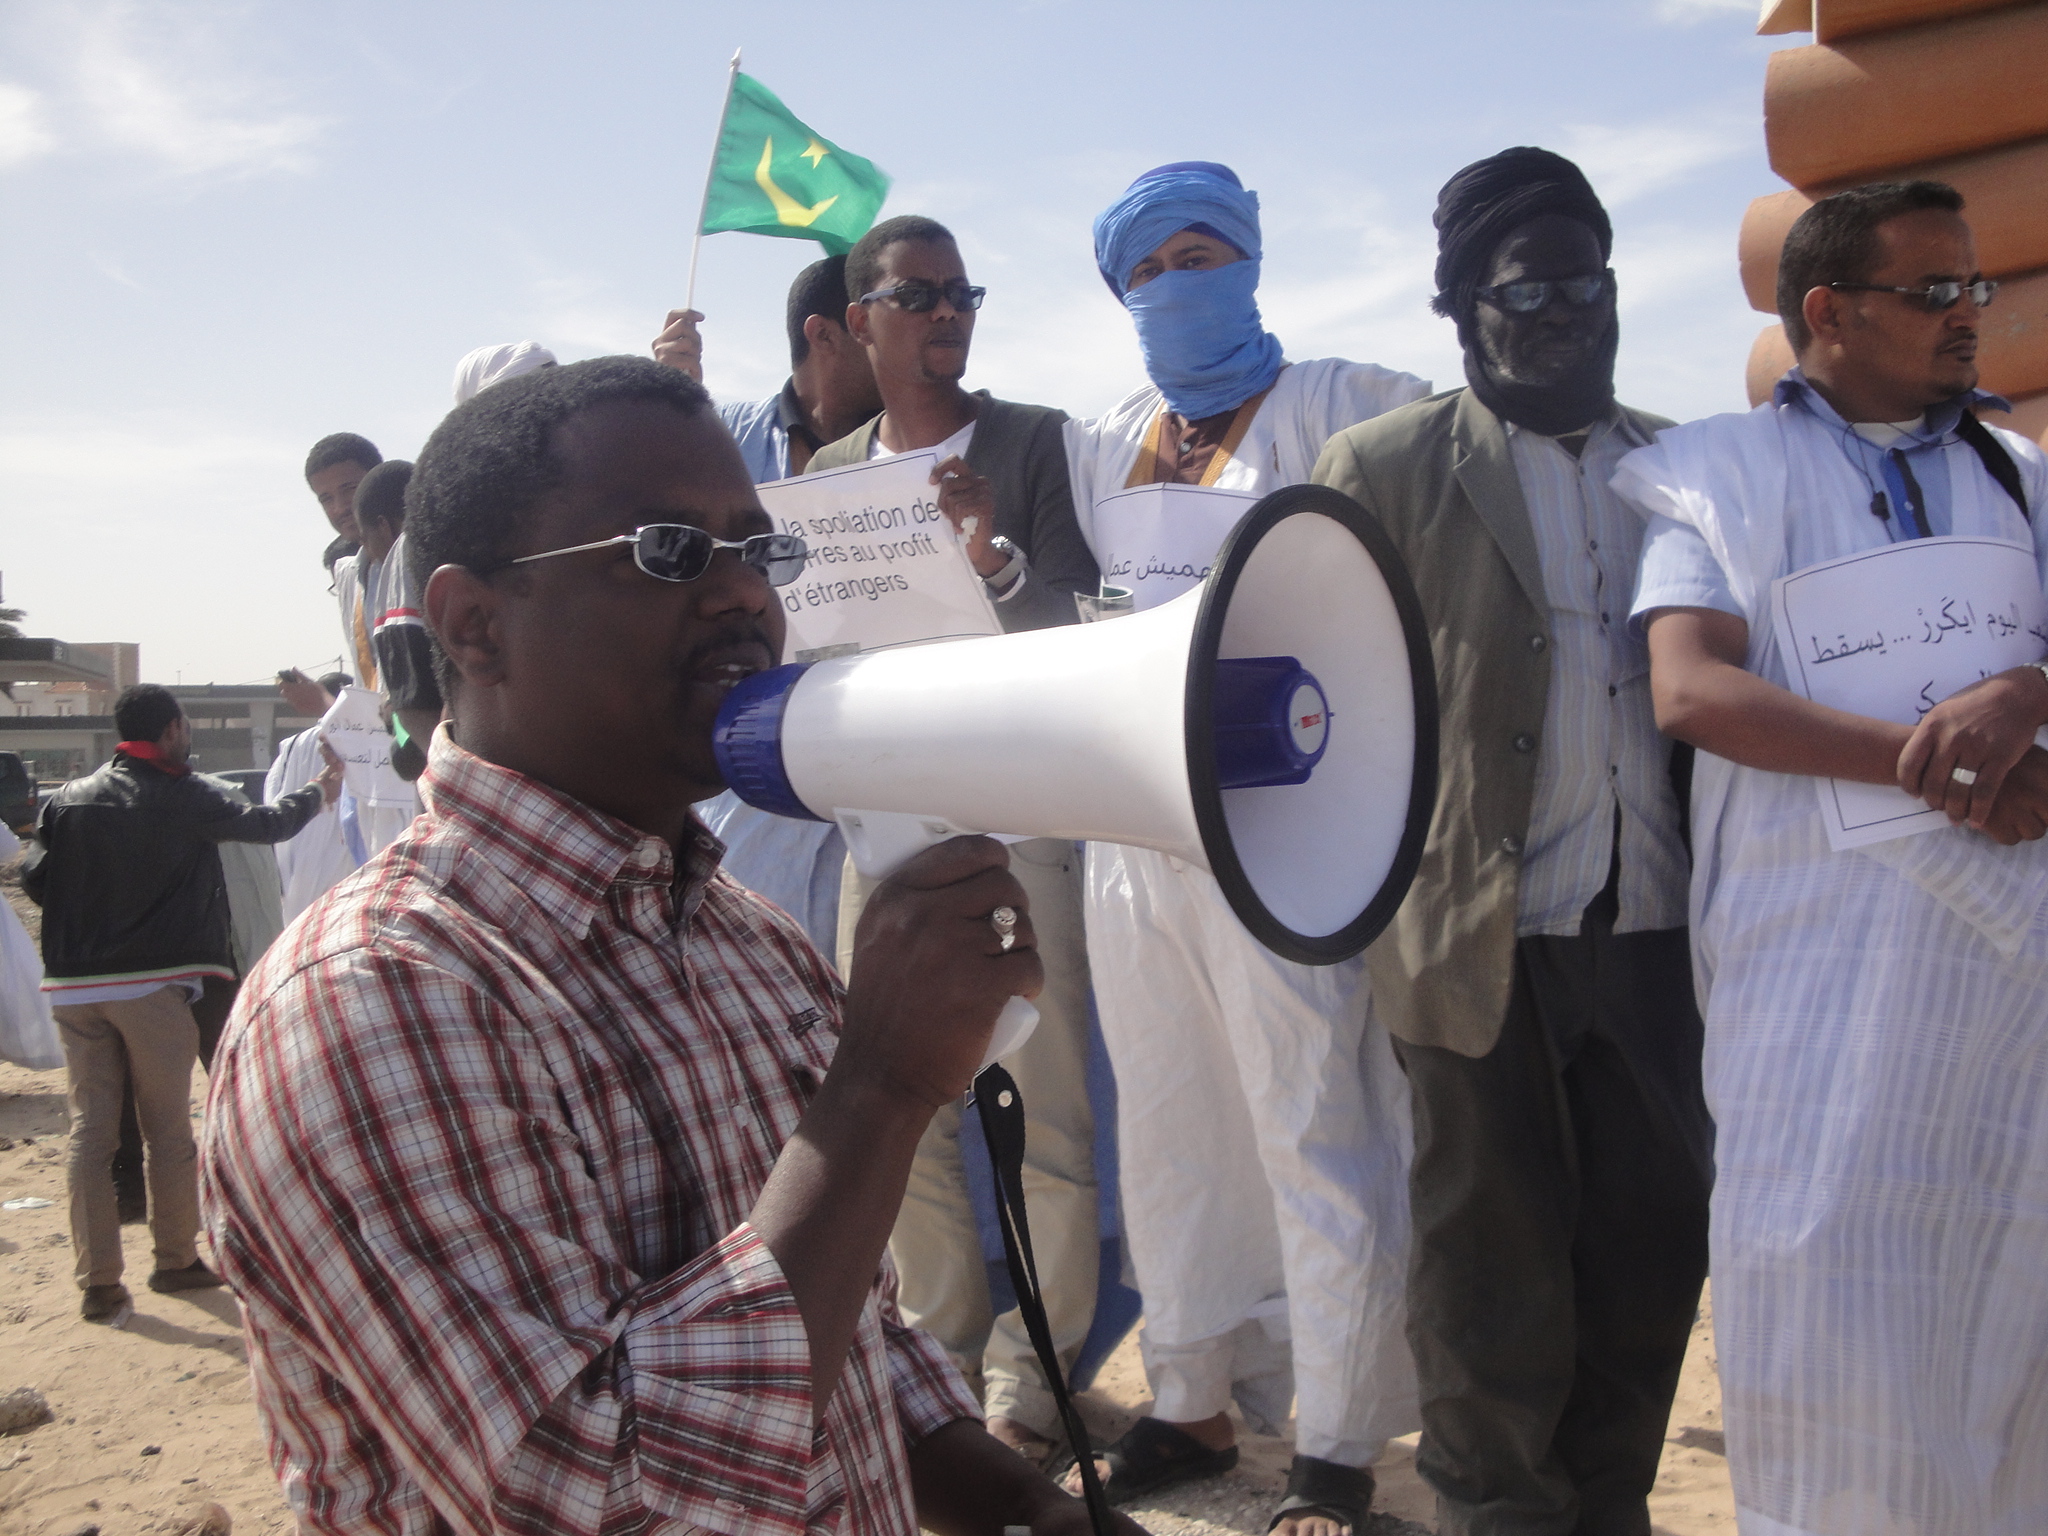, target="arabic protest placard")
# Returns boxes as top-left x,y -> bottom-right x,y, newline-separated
1090,483 -> 1260,611
755,453 -> 1001,654
319,686 -> 415,809
1769,536 -> 2048,850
